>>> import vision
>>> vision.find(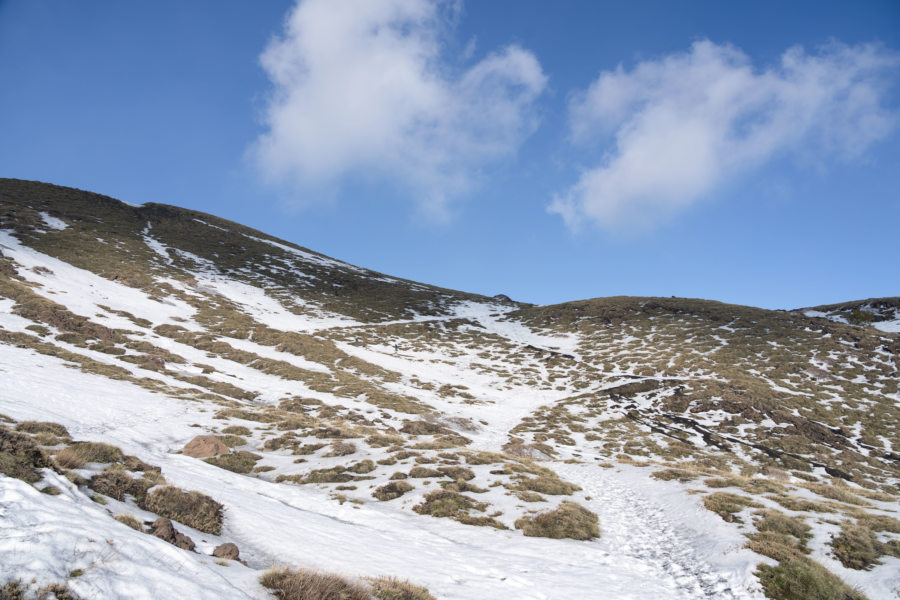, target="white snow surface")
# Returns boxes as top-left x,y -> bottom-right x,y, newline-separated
0,230 -> 197,329
804,308 -> 900,333
0,324 -> 767,599
451,300 -> 581,356
0,474 -> 263,599
242,233 -> 366,274
193,274 -> 359,332
38,212 -> 68,230
6,236 -> 886,598
872,317 -> 900,333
